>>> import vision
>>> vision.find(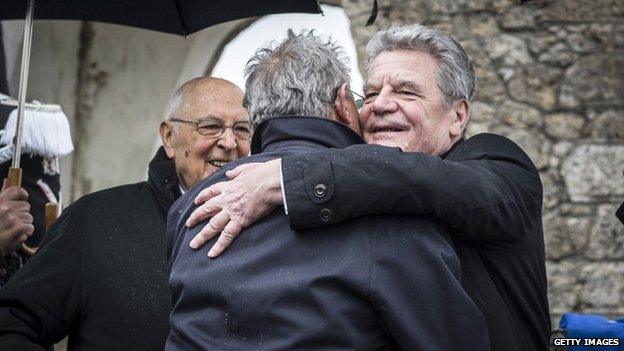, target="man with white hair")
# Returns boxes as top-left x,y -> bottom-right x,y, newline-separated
0,77 -> 250,350
188,24 -> 550,351
167,30 -> 488,351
